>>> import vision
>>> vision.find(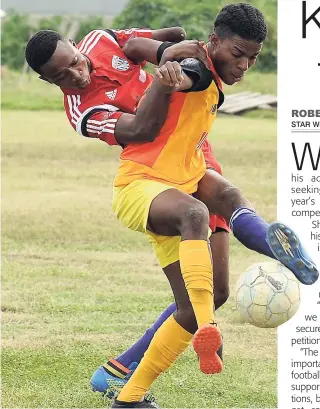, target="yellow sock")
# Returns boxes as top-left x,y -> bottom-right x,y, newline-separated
117,315 -> 192,402
179,240 -> 214,327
